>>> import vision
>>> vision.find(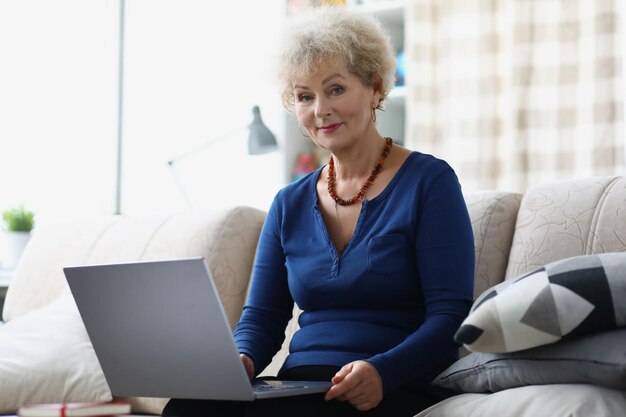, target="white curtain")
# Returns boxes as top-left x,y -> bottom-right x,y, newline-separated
405,0 -> 624,193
